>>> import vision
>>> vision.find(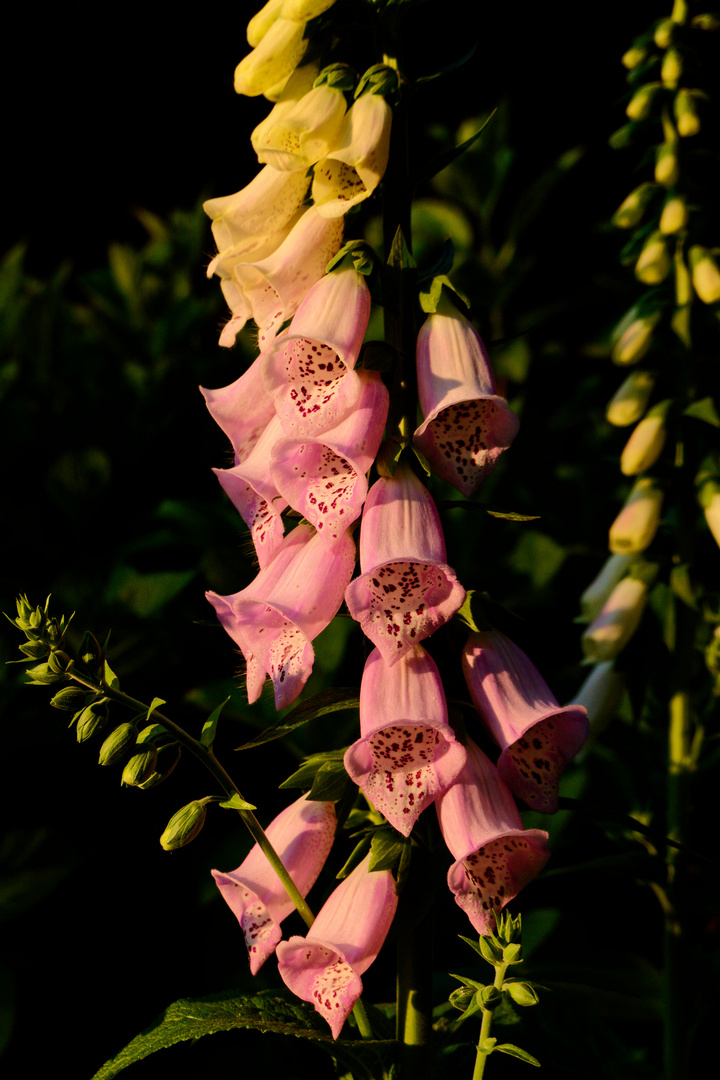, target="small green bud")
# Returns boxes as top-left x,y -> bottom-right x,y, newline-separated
355,63 -> 399,99
47,650 -> 69,675
314,62 -> 356,92
621,45 -> 648,69
635,231 -> 671,284
50,686 -> 91,712
19,640 -> 50,660
504,981 -> 540,1007
661,47 -> 683,87
690,246 -> 720,304
160,801 -> 208,851
659,195 -> 688,234
503,942 -> 523,964
609,123 -> 637,150
478,935 -> 504,966
98,722 -> 138,766
136,744 -> 182,790
449,985 -> 477,1012
654,17 -> 675,48
606,370 -> 656,426
626,82 -> 662,121
655,143 -> 679,187
75,699 -> 110,743
121,747 -> 158,787
612,182 -> 657,229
